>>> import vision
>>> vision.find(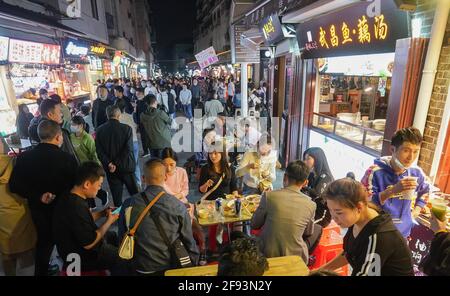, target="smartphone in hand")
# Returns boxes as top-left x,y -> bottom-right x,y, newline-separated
112,206 -> 122,215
